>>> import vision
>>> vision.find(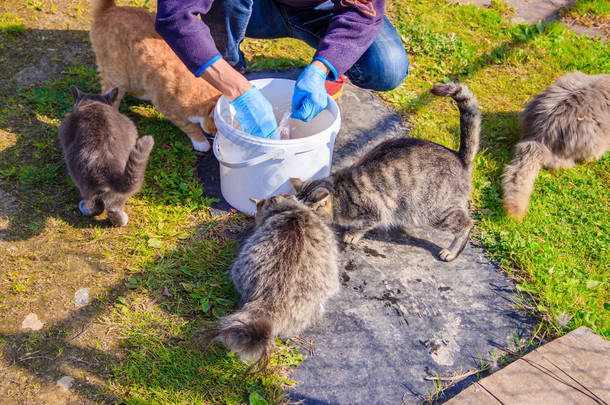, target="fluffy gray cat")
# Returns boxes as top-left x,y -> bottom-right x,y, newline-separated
59,86 -> 154,226
214,194 -> 339,366
291,82 -> 481,262
502,72 -> 610,220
